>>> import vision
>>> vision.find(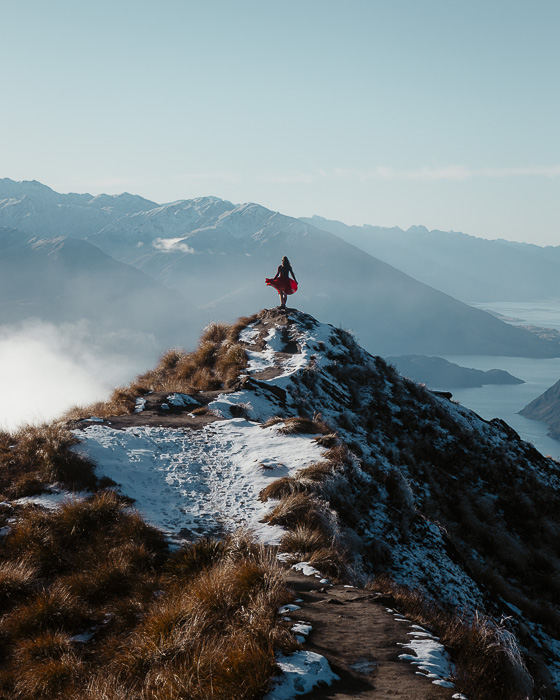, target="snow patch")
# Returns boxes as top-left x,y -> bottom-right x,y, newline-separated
397,622 -> 455,688
264,650 -> 339,699
75,418 -> 324,543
